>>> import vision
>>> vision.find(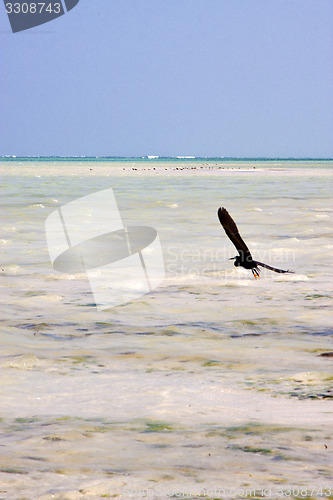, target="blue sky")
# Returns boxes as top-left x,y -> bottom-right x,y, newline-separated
1,0 -> 332,157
